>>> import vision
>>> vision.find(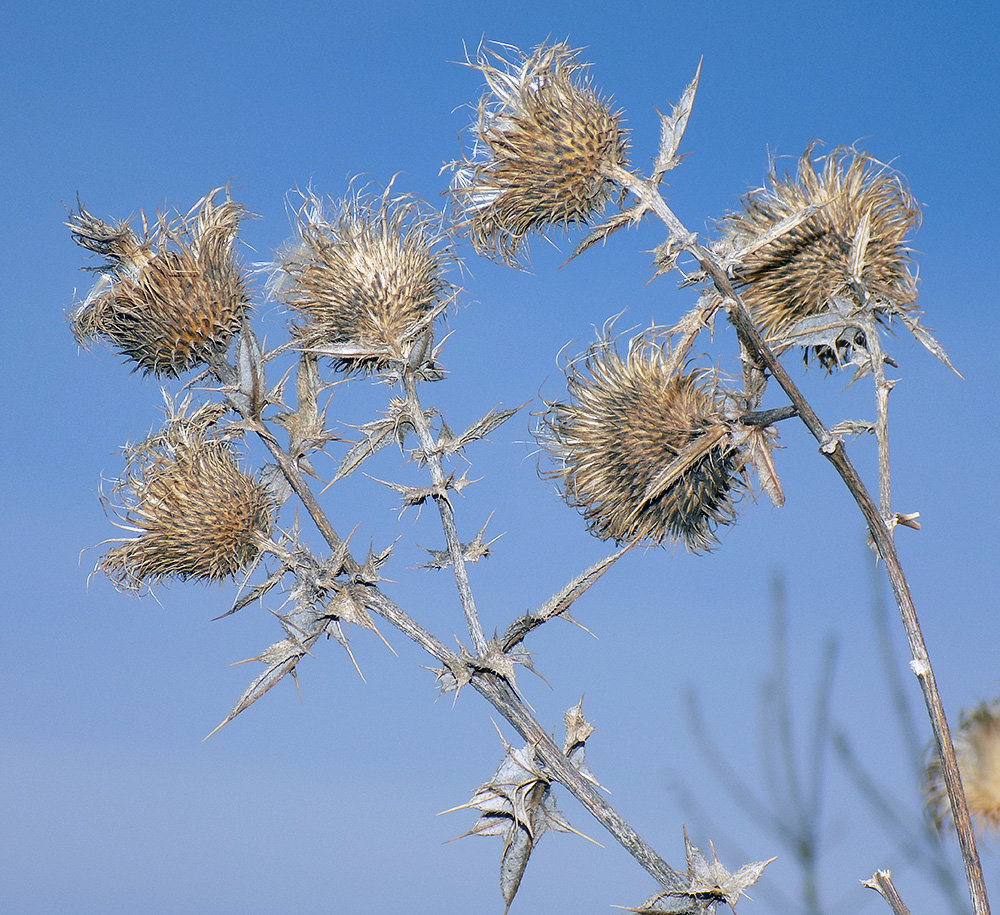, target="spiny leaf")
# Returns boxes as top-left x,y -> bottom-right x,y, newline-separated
569,202 -> 646,262
652,60 -> 701,181
626,831 -> 773,914
893,308 -> 961,376
205,637 -> 306,739
418,514 -> 502,570
447,404 -> 522,455
502,545 -> 628,650
443,738 -> 594,912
